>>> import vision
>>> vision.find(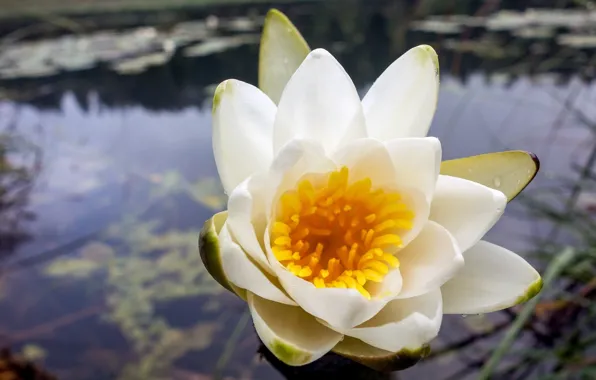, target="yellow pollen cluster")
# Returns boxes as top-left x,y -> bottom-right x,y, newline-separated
271,167 -> 414,299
